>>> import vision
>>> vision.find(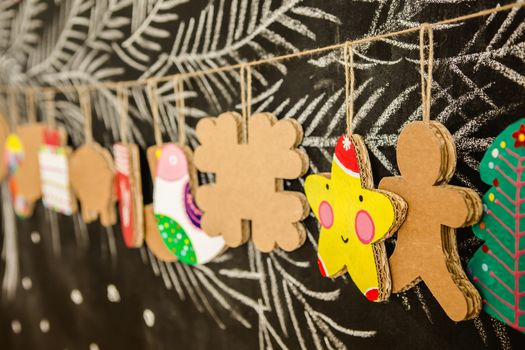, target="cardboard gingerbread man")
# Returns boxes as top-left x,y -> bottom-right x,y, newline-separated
379,121 -> 482,321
